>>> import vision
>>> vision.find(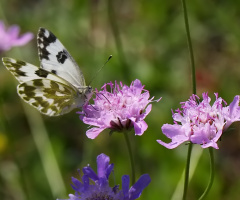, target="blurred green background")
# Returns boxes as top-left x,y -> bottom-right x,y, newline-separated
1,0 -> 240,199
